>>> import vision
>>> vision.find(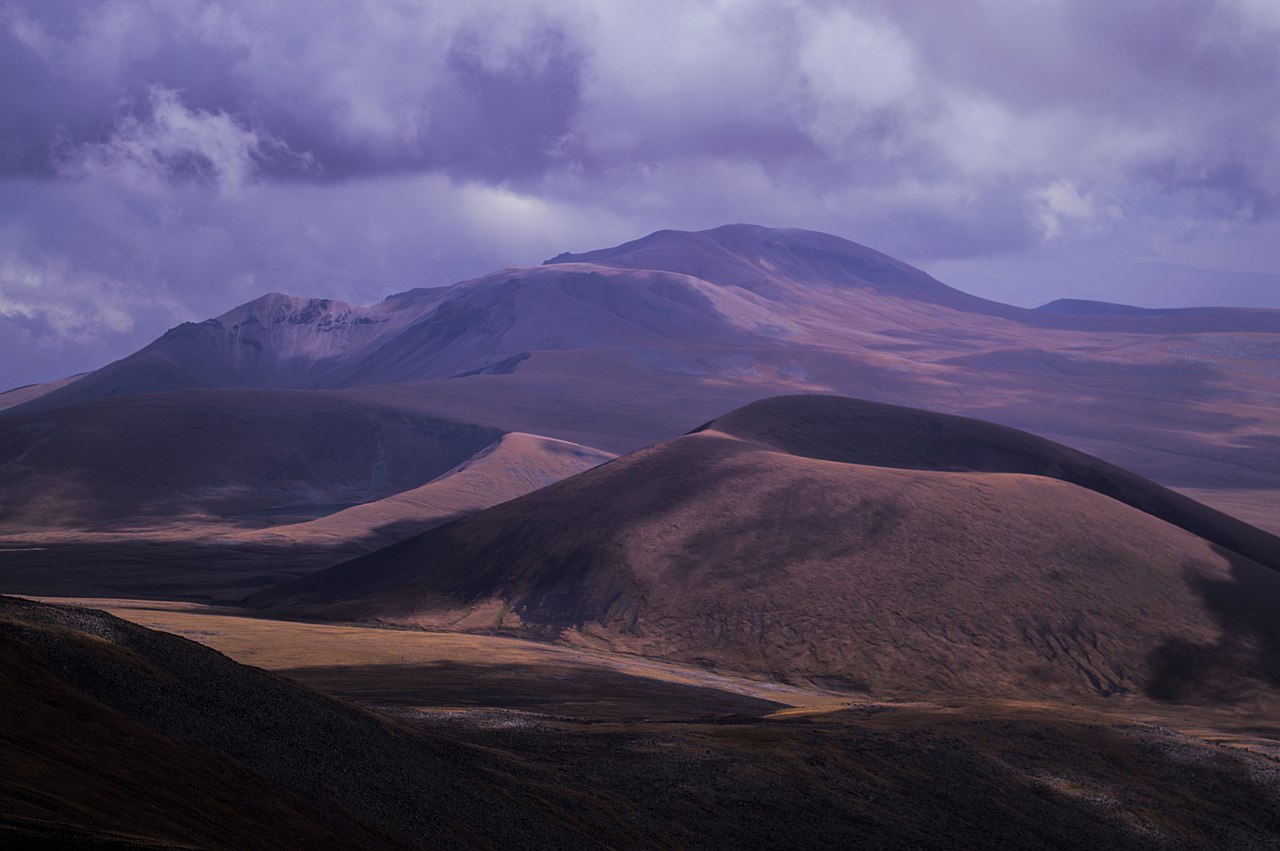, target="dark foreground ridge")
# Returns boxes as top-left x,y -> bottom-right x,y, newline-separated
0,595 -> 612,849
5,594 -> 1280,849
